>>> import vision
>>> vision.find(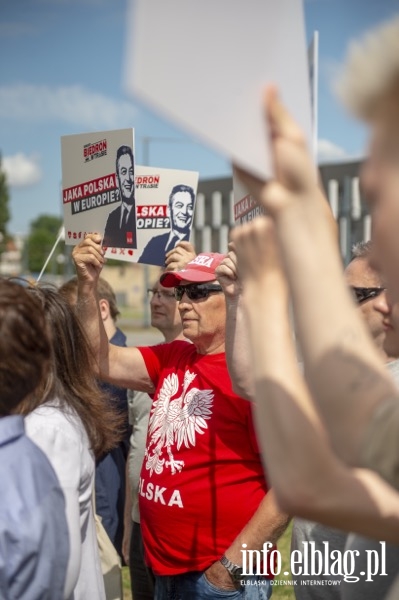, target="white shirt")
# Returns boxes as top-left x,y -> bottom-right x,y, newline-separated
25,401 -> 105,600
